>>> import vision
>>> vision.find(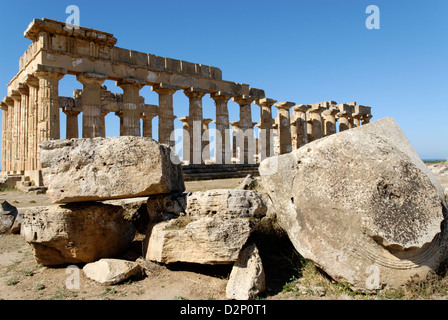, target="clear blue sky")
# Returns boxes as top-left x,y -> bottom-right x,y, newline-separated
0,0 -> 447,160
